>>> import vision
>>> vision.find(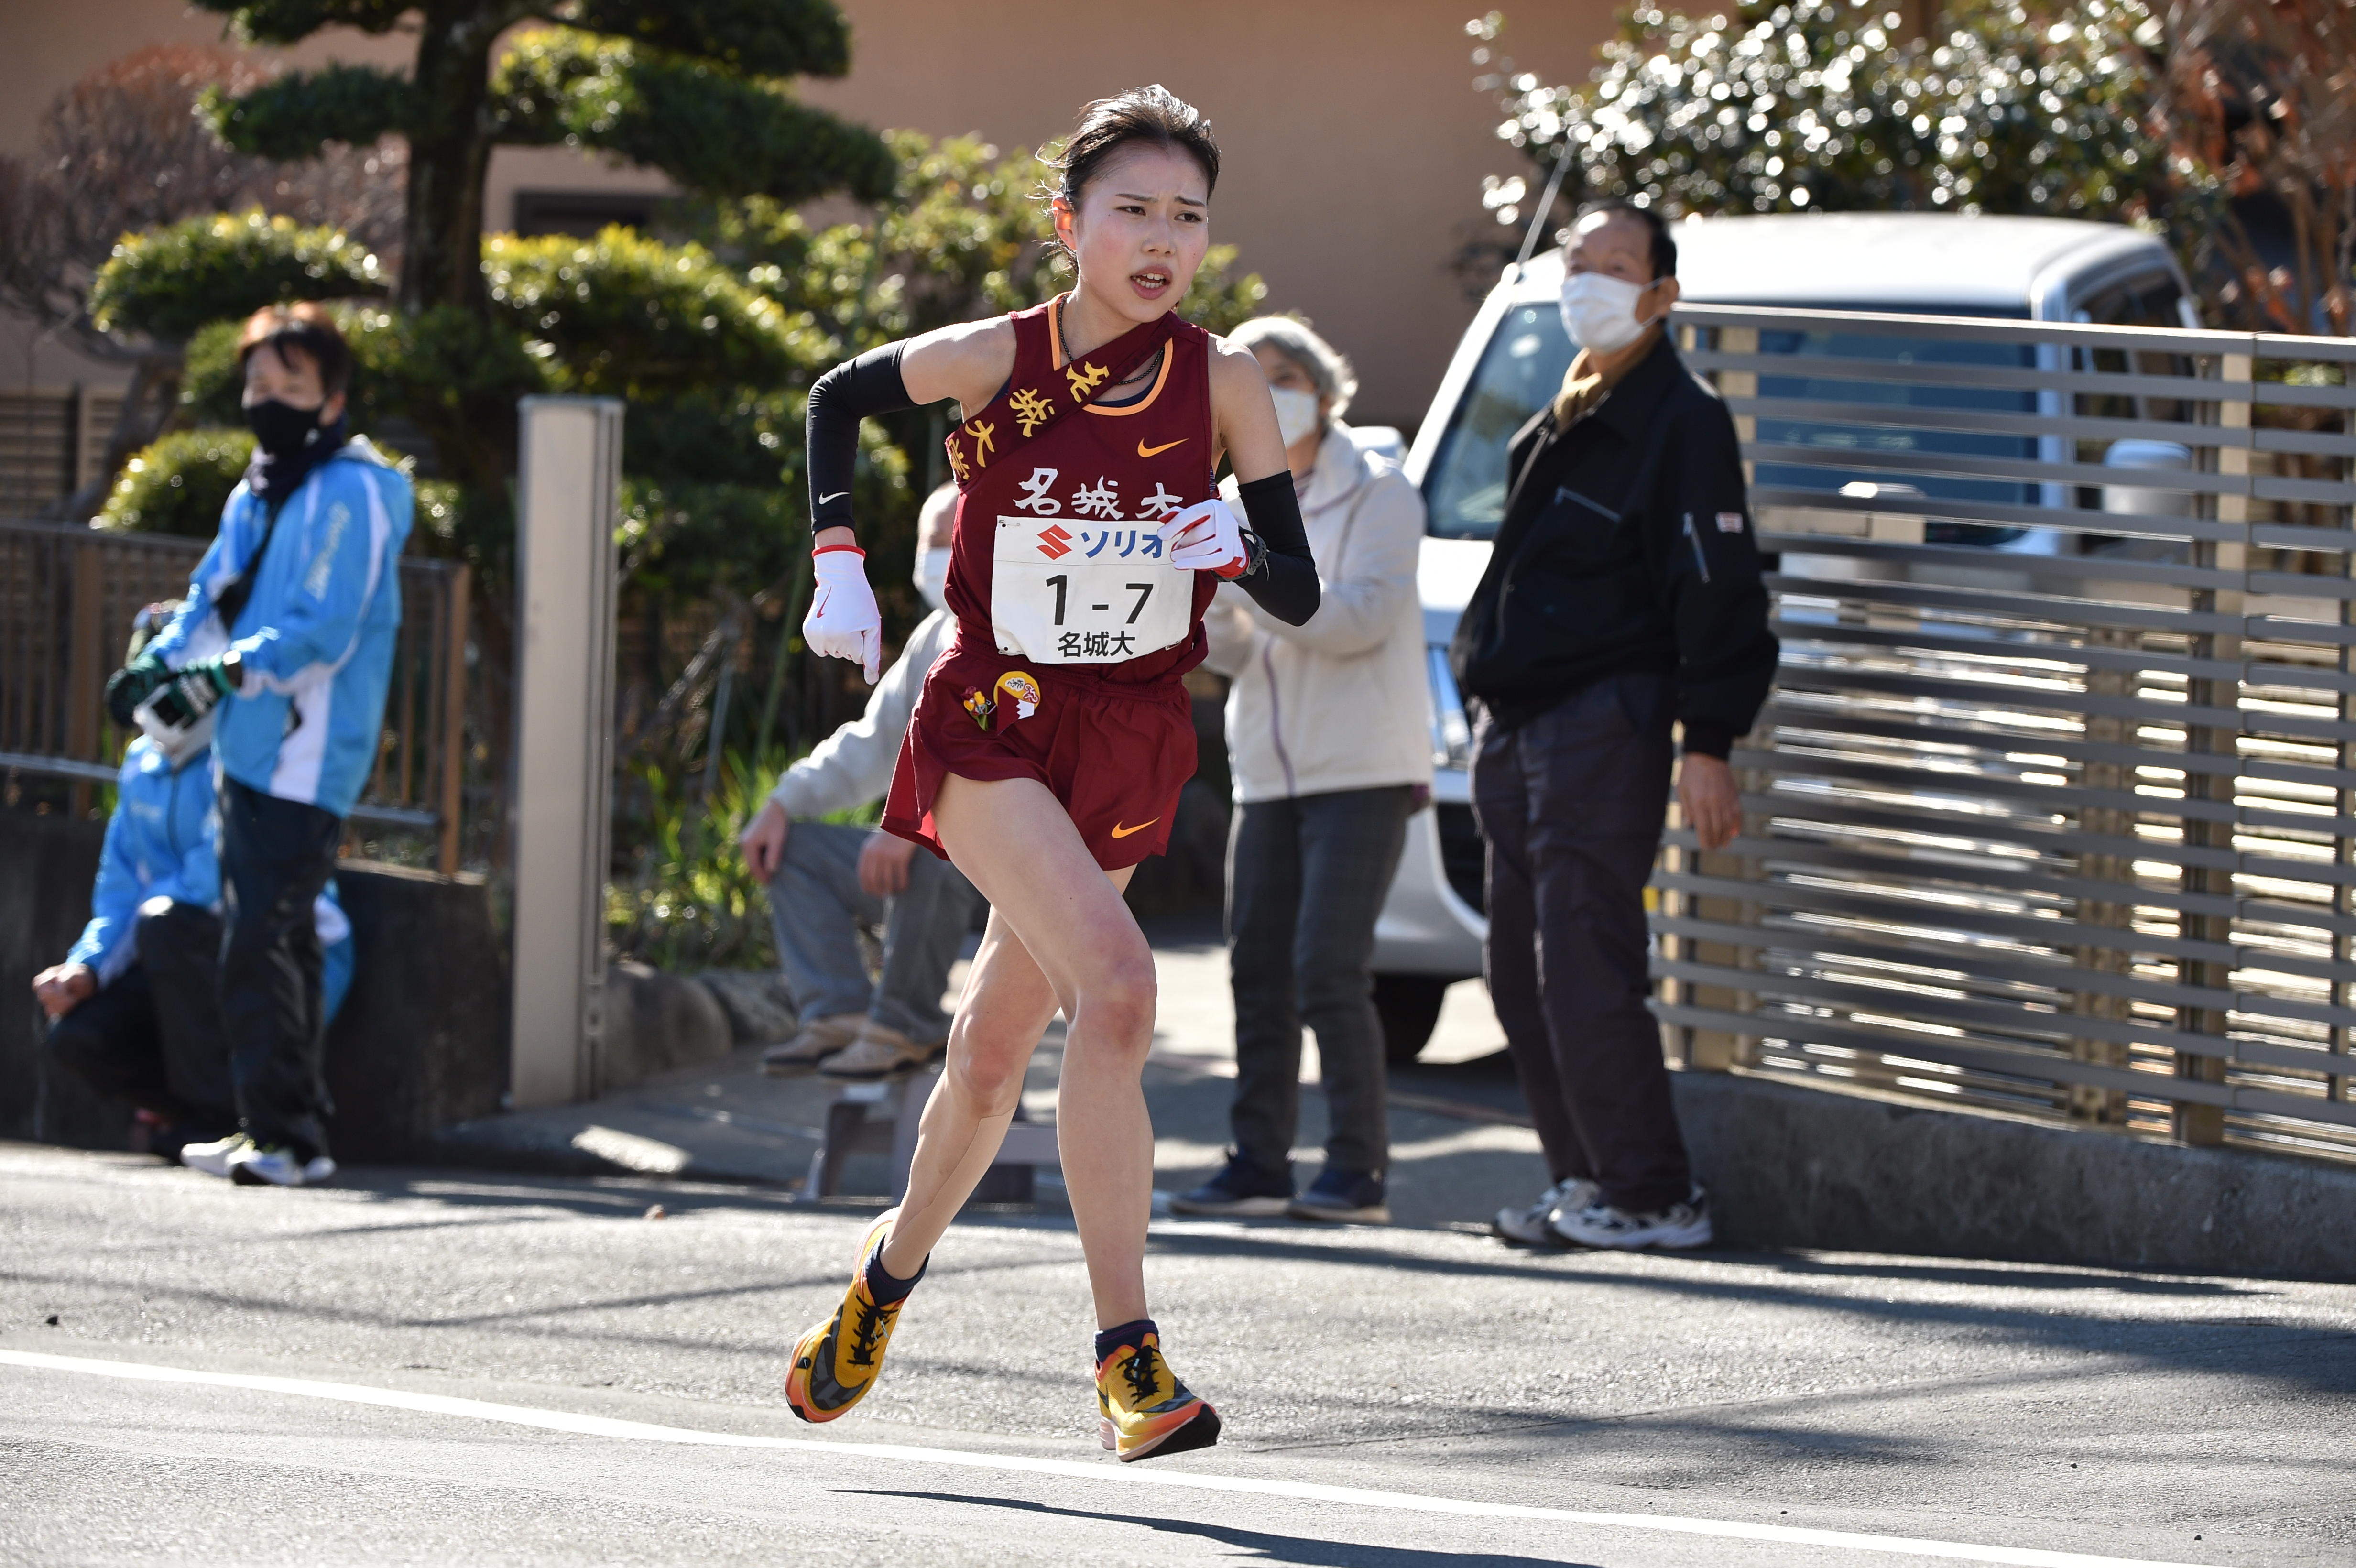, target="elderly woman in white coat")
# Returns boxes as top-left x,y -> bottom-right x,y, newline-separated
1172,316 -> 1433,1225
